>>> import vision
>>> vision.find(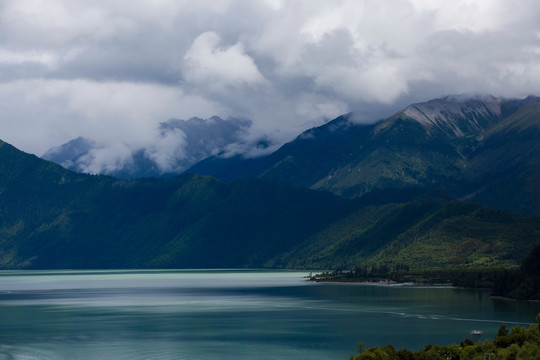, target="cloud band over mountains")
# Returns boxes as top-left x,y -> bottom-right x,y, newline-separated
1,0 -> 539,173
